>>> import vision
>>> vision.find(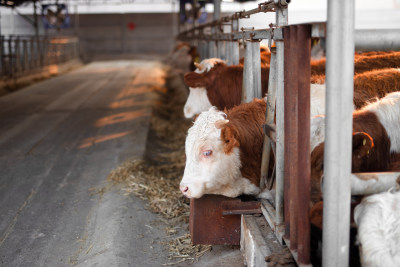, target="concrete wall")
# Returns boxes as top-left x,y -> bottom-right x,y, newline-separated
0,11 -> 177,59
